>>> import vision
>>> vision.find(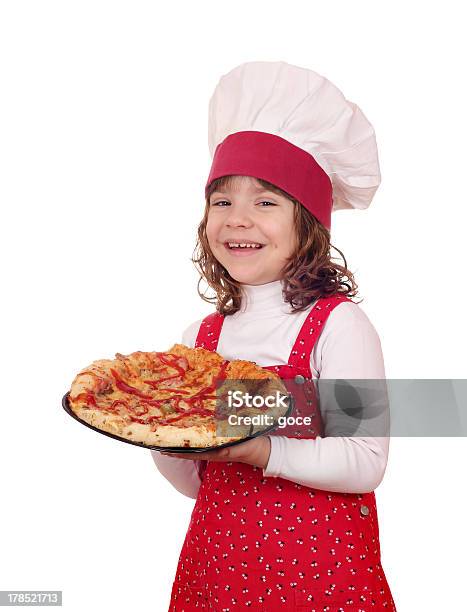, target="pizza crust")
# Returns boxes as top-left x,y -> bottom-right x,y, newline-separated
71,404 -> 245,447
